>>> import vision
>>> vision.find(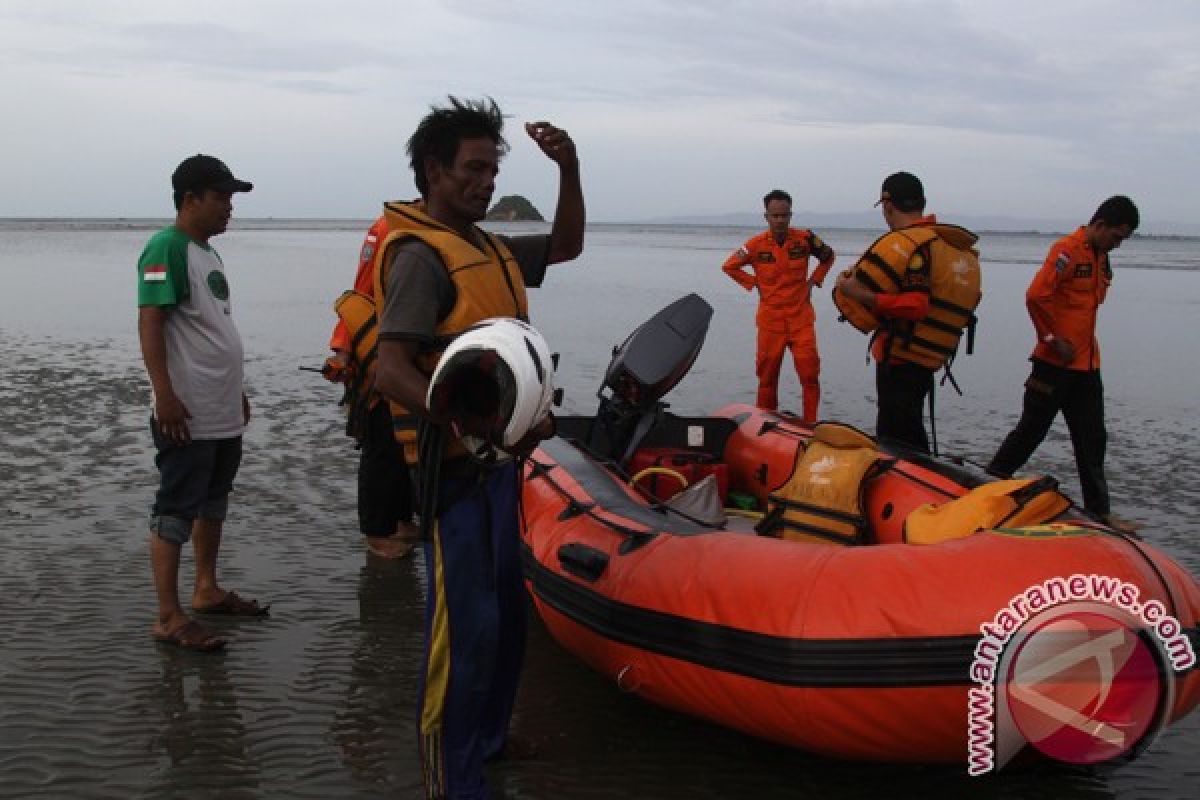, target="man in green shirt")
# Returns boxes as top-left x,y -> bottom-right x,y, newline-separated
137,154 -> 267,652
